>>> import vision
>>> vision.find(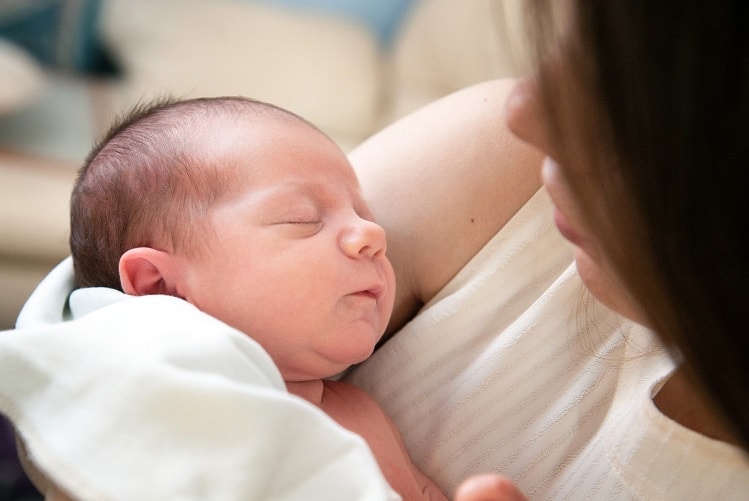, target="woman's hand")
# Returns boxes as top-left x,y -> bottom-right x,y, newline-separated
454,474 -> 527,501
